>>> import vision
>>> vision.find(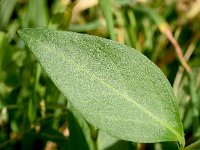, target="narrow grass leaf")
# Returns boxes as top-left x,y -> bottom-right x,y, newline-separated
99,0 -> 115,40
